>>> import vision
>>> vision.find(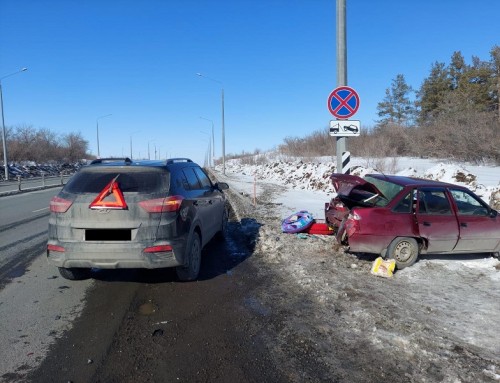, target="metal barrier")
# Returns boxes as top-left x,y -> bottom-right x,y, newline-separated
0,173 -> 70,196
